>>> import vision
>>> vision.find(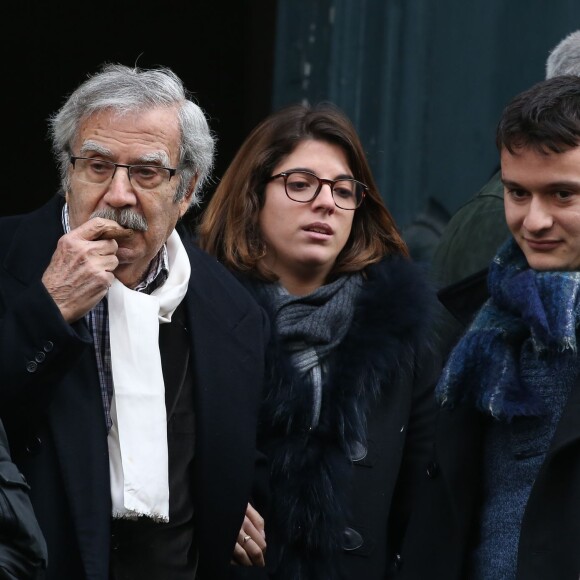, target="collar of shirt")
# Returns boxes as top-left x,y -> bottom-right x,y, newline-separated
61,203 -> 169,293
